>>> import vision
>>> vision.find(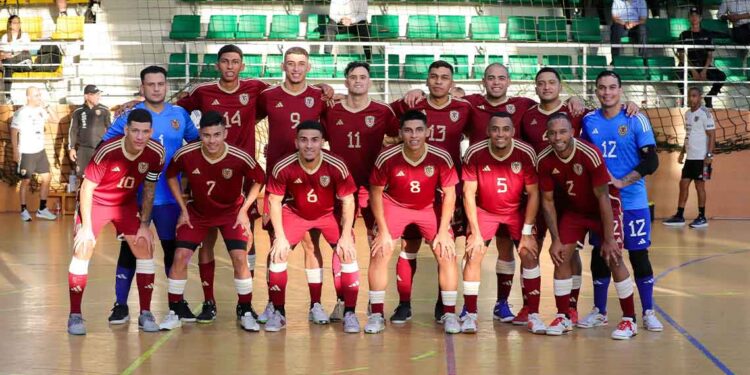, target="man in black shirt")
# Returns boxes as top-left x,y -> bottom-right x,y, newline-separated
678,7 -> 726,108
68,84 -> 111,181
